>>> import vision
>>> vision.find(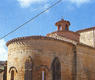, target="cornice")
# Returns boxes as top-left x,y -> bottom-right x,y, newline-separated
6,35 -> 95,51
6,36 -> 75,47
